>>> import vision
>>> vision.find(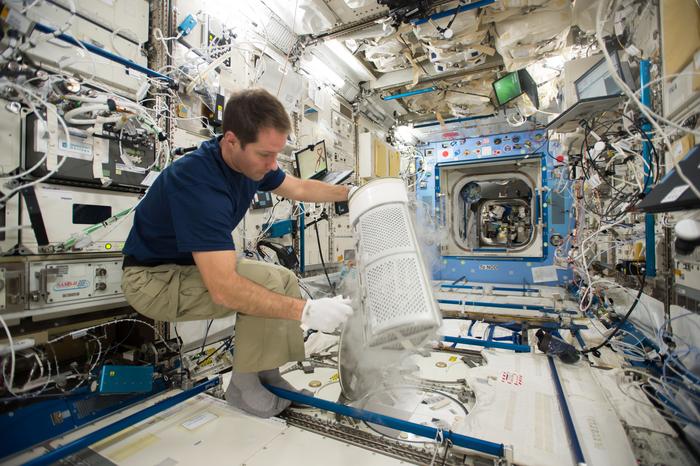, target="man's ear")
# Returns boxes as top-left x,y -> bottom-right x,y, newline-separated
225,131 -> 239,148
